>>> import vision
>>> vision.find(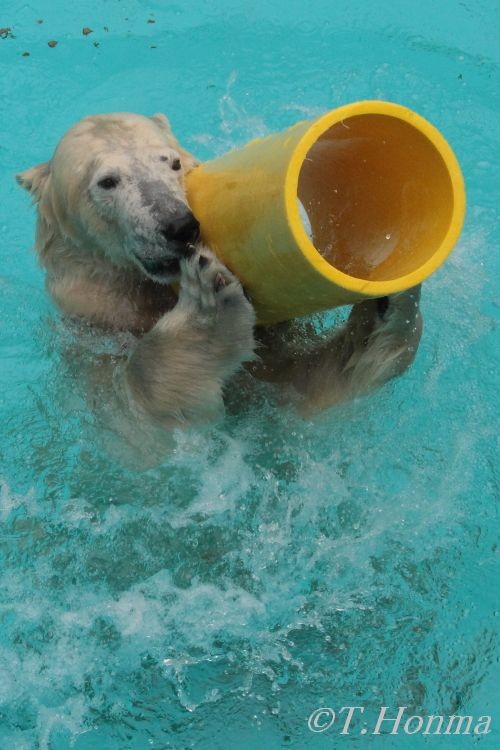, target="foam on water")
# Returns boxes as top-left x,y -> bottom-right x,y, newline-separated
0,1 -> 499,747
